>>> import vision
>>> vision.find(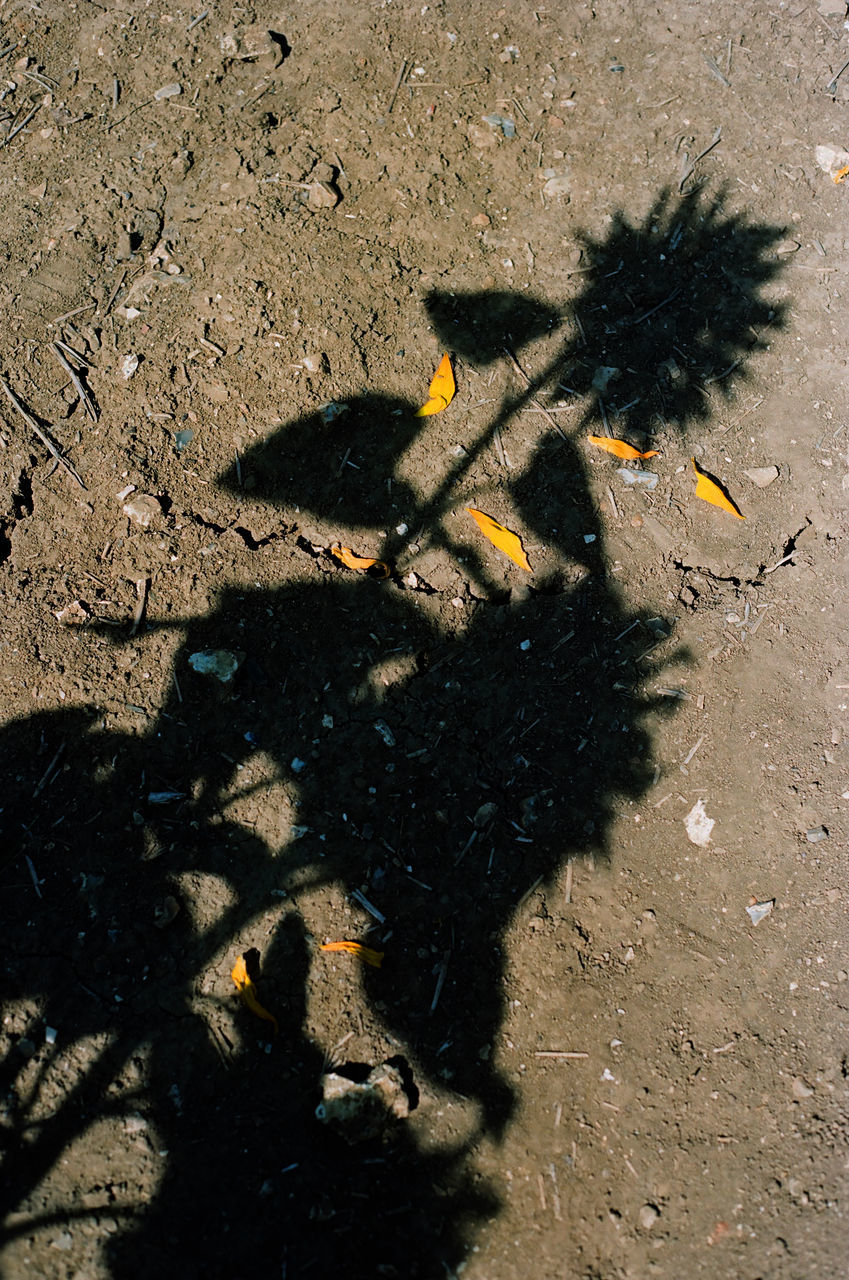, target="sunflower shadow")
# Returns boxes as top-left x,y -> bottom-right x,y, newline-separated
0,188 -> 787,1280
